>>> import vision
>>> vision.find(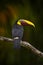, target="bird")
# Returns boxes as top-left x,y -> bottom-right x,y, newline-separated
12,19 -> 35,65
